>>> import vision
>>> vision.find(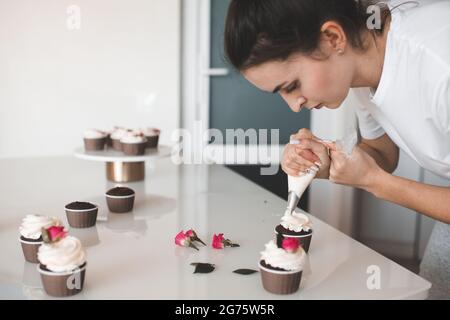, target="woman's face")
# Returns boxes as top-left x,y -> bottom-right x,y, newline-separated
242,50 -> 356,112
